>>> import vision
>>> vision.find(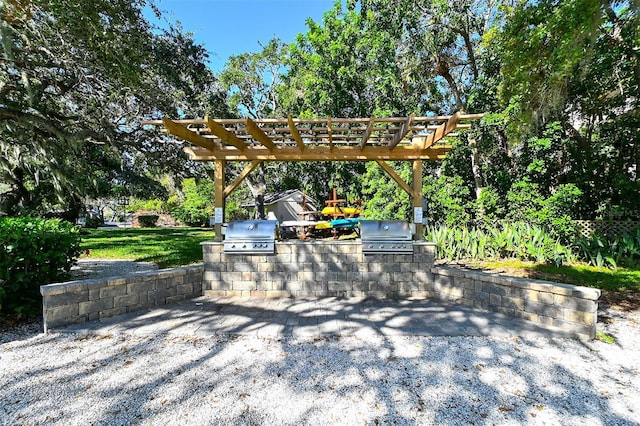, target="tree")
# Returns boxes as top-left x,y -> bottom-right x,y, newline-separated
0,0 -> 229,217
219,38 -> 287,119
491,0 -> 640,216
